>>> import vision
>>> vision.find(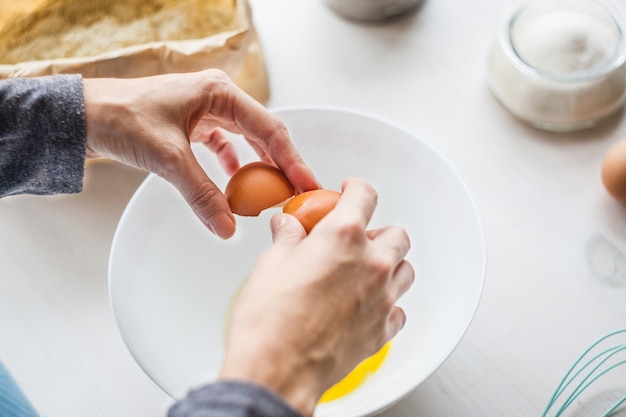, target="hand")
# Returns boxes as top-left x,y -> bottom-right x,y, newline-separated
82,69 -> 319,239
219,178 -> 414,416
